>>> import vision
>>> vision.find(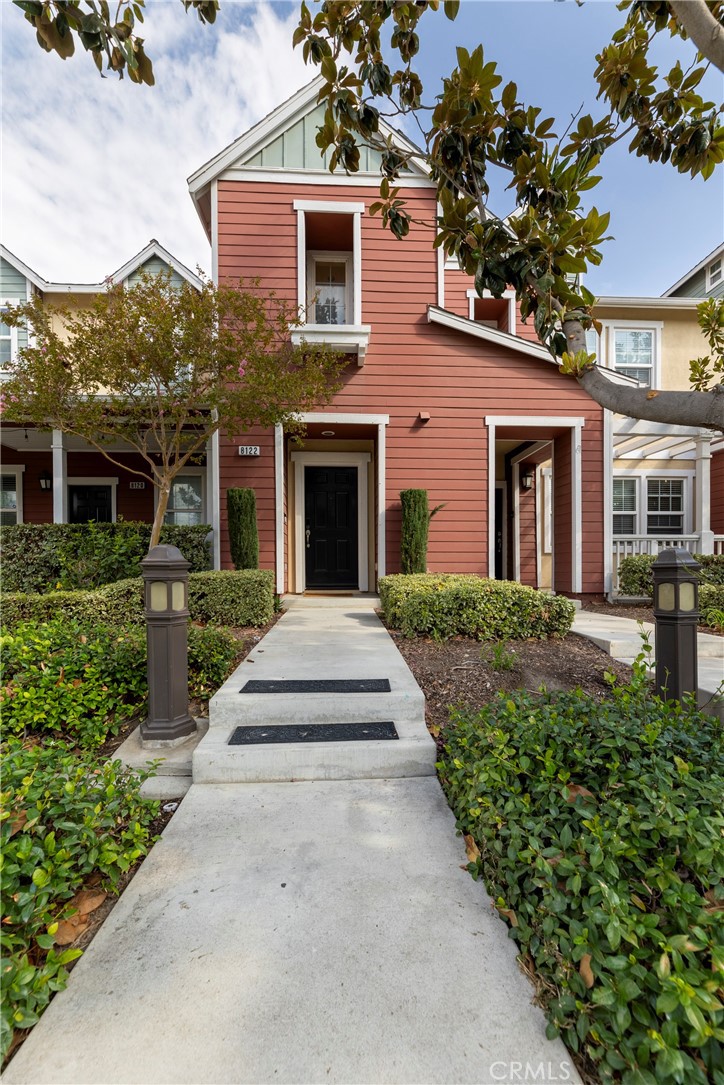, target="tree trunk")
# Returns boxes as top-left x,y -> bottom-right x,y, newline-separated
150,482 -> 171,550
669,0 -> 724,73
562,317 -> 724,432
